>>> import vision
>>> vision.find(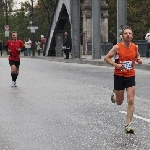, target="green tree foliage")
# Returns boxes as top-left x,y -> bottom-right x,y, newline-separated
33,0 -> 56,40
127,0 -> 150,40
106,0 -> 150,41
0,0 -> 5,10
10,8 -> 29,40
0,0 -> 15,40
0,1 -> 5,39
105,0 -> 117,42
